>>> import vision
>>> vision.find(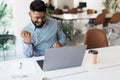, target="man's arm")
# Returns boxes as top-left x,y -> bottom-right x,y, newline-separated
56,24 -> 66,46
23,43 -> 33,57
21,30 -> 33,57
